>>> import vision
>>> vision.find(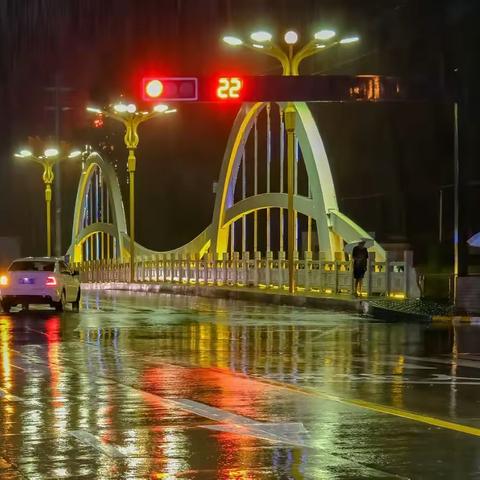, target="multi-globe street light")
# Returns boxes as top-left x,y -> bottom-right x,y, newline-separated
223,29 -> 359,76
14,145 -> 85,257
222,28 -> 359,293
86,102 -> 176,282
